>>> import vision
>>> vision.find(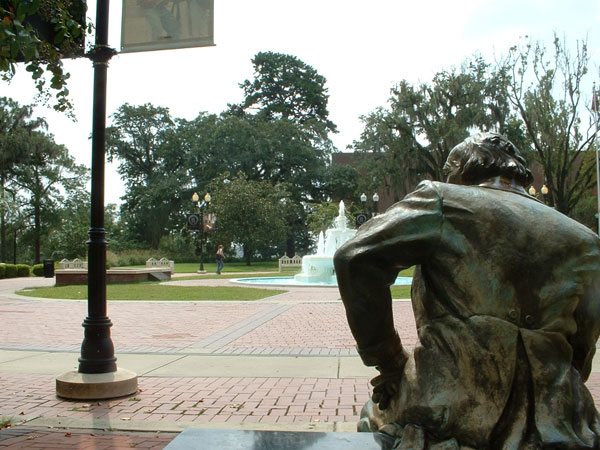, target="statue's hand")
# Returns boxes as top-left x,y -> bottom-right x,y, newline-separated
370,371 -> 403,410
370,349 -> 408,410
